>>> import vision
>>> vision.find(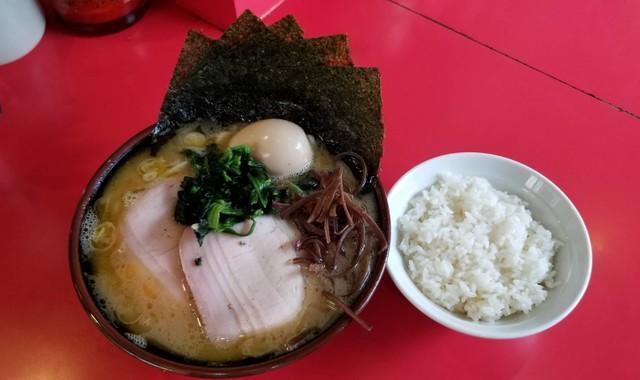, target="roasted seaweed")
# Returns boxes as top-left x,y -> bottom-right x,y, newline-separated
152,11 -> 383,184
